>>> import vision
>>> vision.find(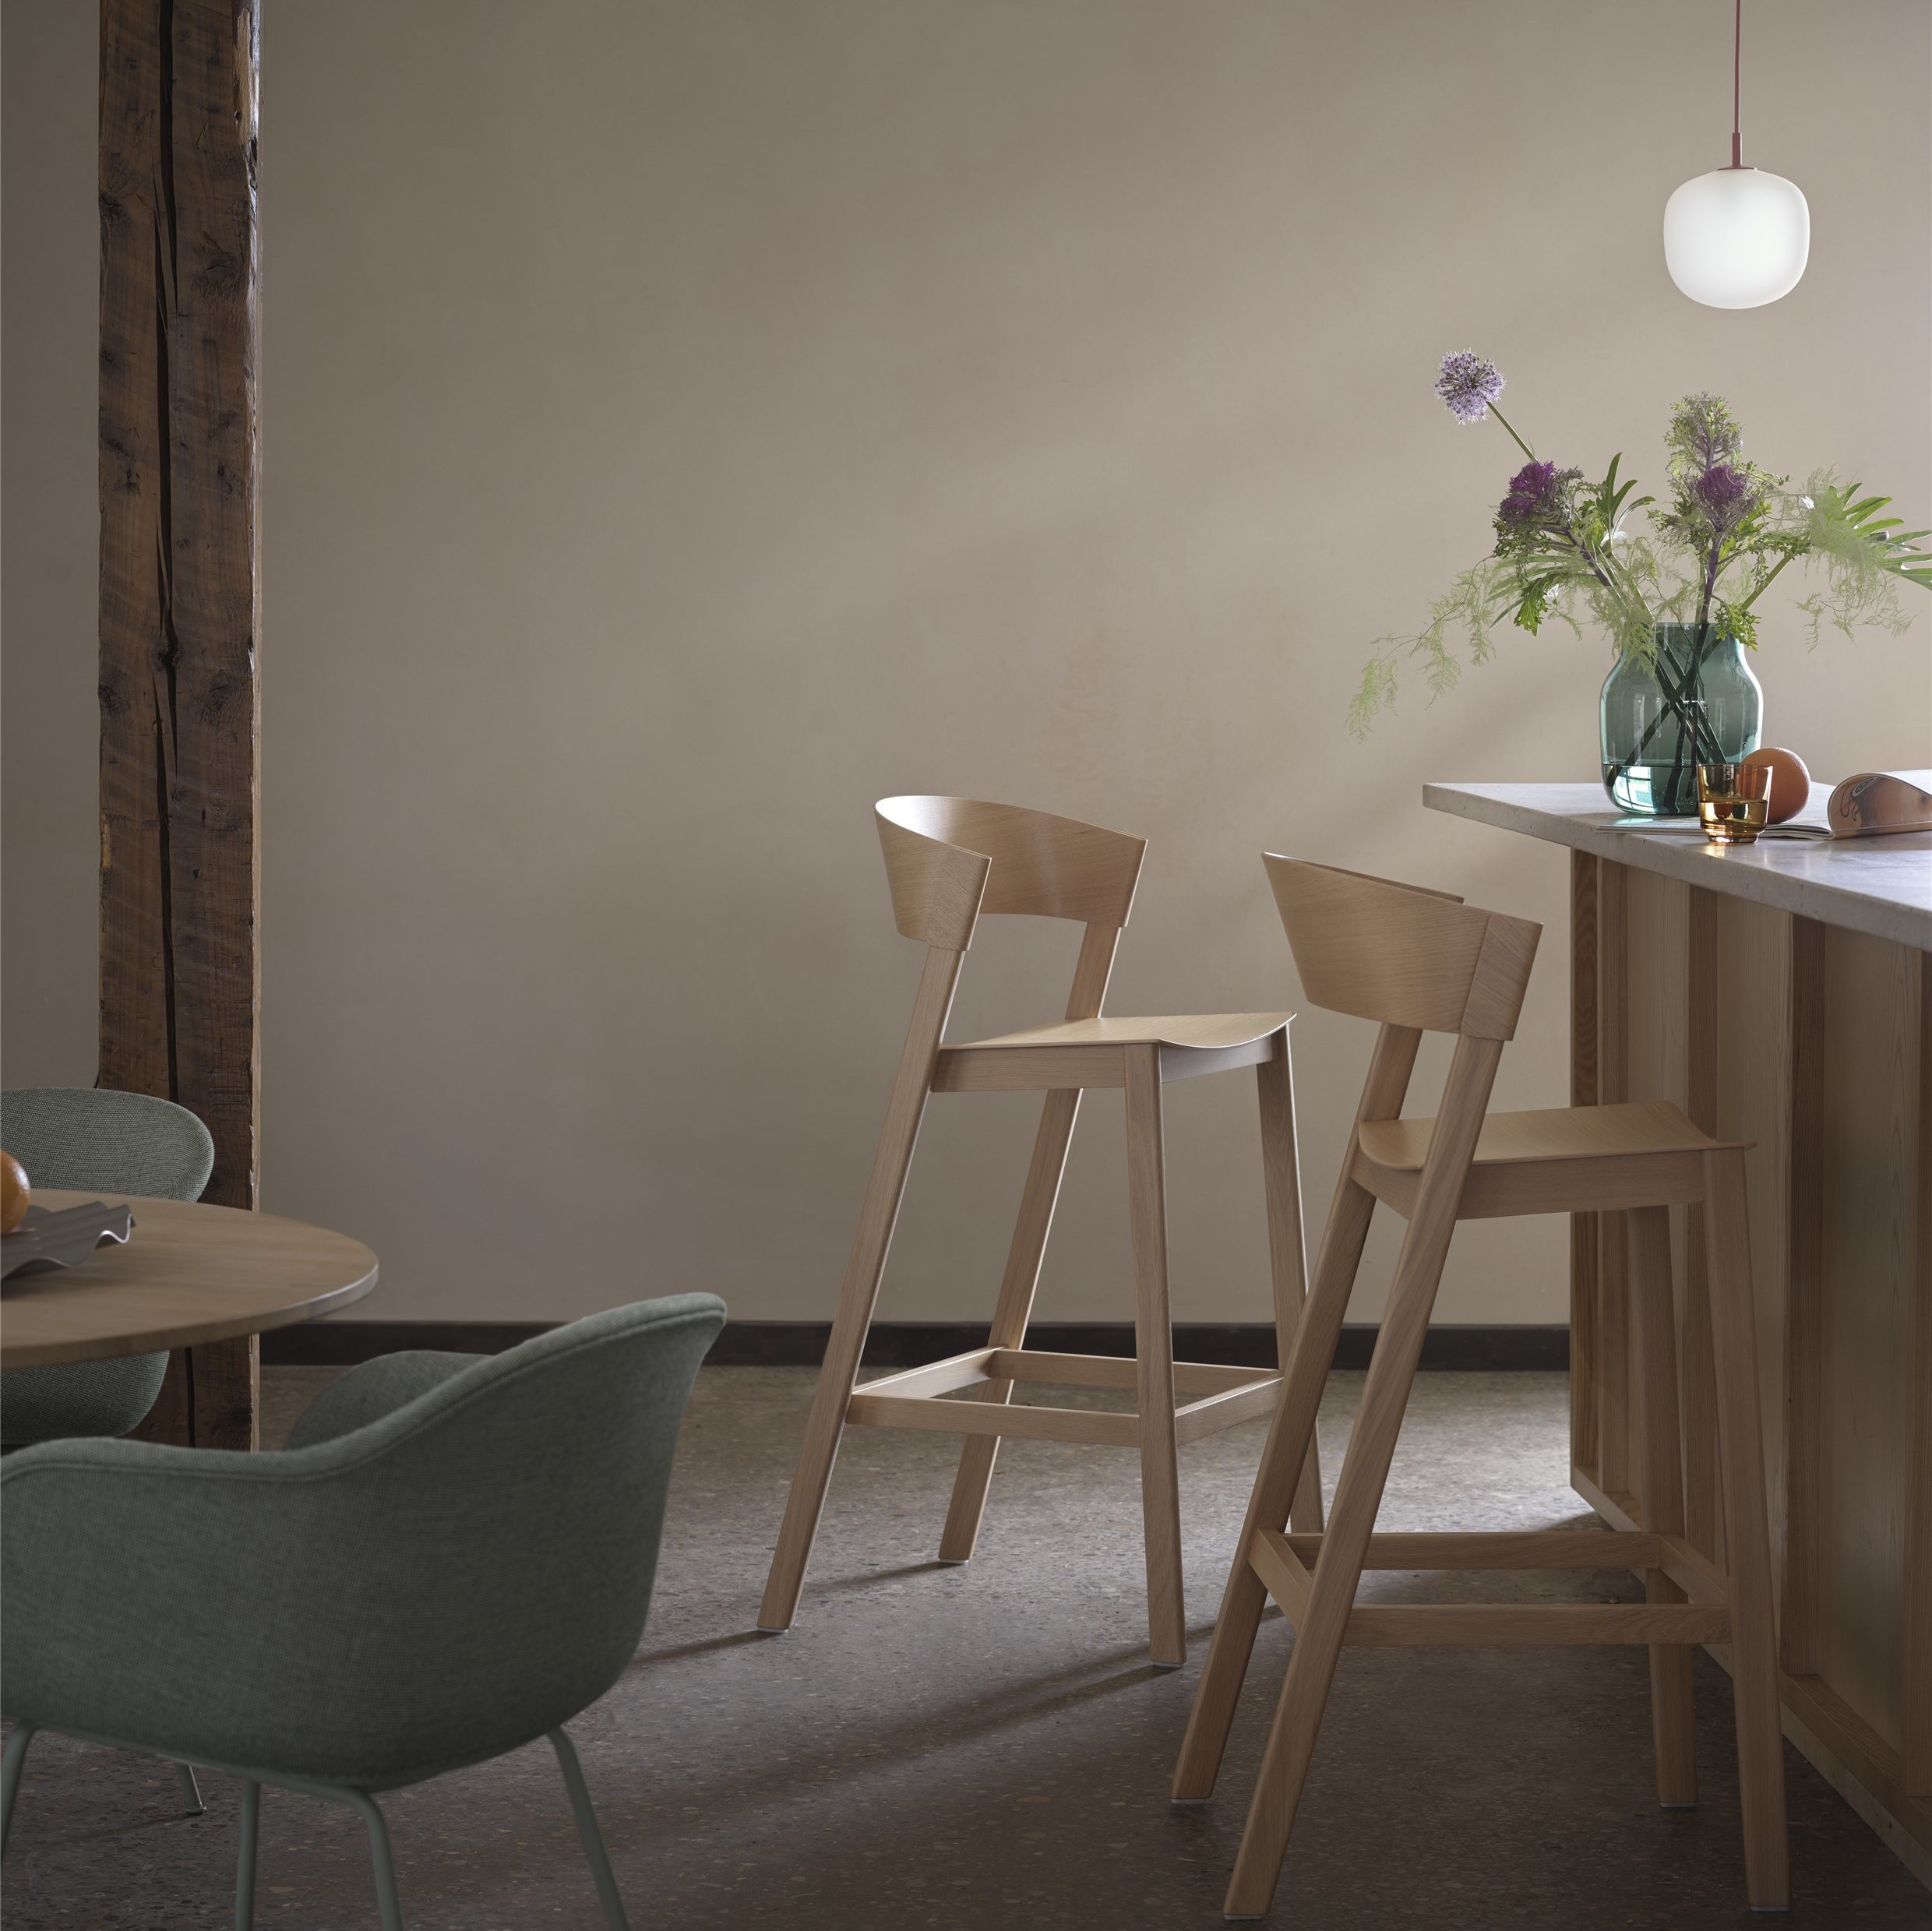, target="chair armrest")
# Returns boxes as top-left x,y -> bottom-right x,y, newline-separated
280,1351 -> 486,1450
